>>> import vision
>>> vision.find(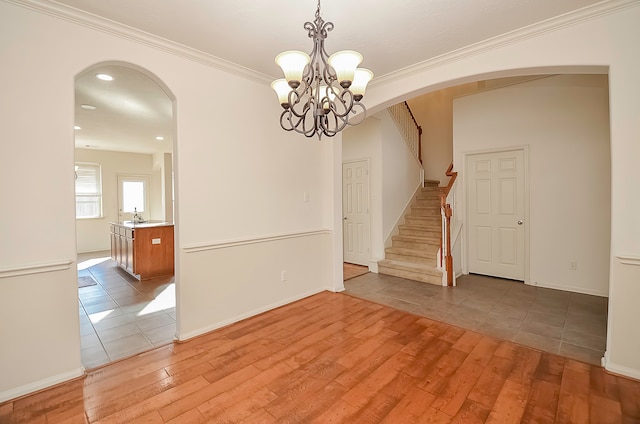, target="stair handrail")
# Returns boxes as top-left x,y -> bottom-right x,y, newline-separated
387,102 -> 423,164
440,163 -> 457,287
